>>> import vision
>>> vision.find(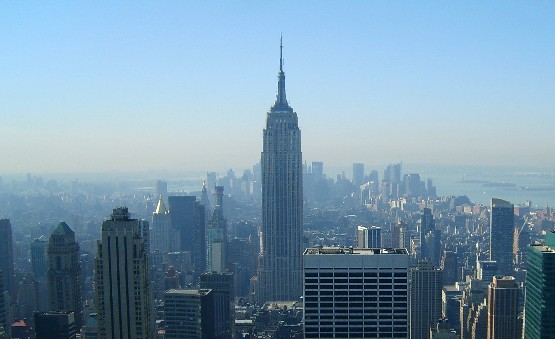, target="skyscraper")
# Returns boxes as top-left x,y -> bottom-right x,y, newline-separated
357,225 -> 381,248
206,186 -> 227,273
164,289 -> 215,339
420,208 -> 437,262
352,162 -> 365,187
410,261 -> 443,339
34,311 -> 77,339
258,37 -> 303,303
303,247 -> 410,338
31,235 -> 49,311
0,219 -> 14,297
95,207 -> 153,339
200,272 -> 234,339
489,198 -> 514,276
48,222 -> 83,329
151,195 -> 172,253
168,195 -> 206,276
523,231 -> 555,338
487,276 -> 519,339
